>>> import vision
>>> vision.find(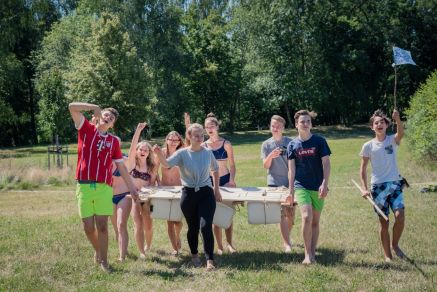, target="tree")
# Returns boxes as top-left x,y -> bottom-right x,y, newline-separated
65,12 -> 152,135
